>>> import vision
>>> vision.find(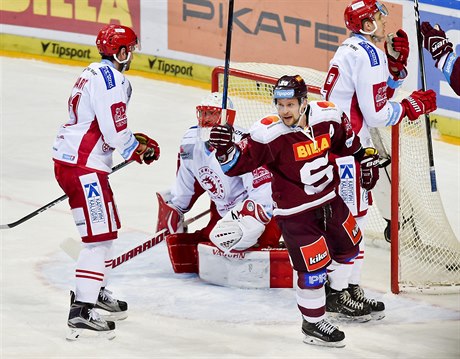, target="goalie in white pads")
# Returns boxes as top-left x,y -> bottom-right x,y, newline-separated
322,0 -> 437,320
156,93 -> 281,278
52,24 -> 160,340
